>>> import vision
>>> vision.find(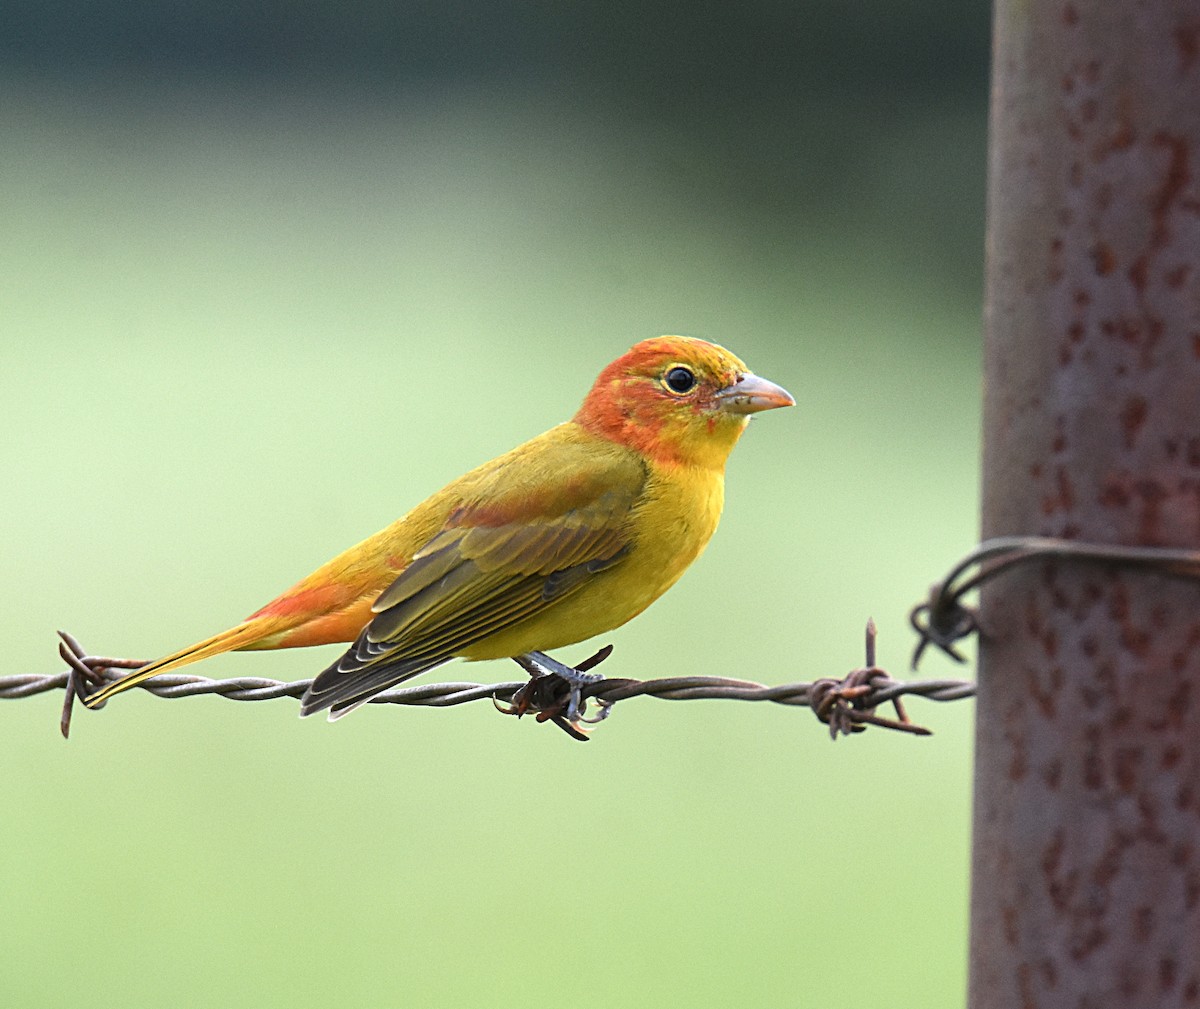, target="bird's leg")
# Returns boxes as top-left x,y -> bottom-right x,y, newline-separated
512,649 -> 606,723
